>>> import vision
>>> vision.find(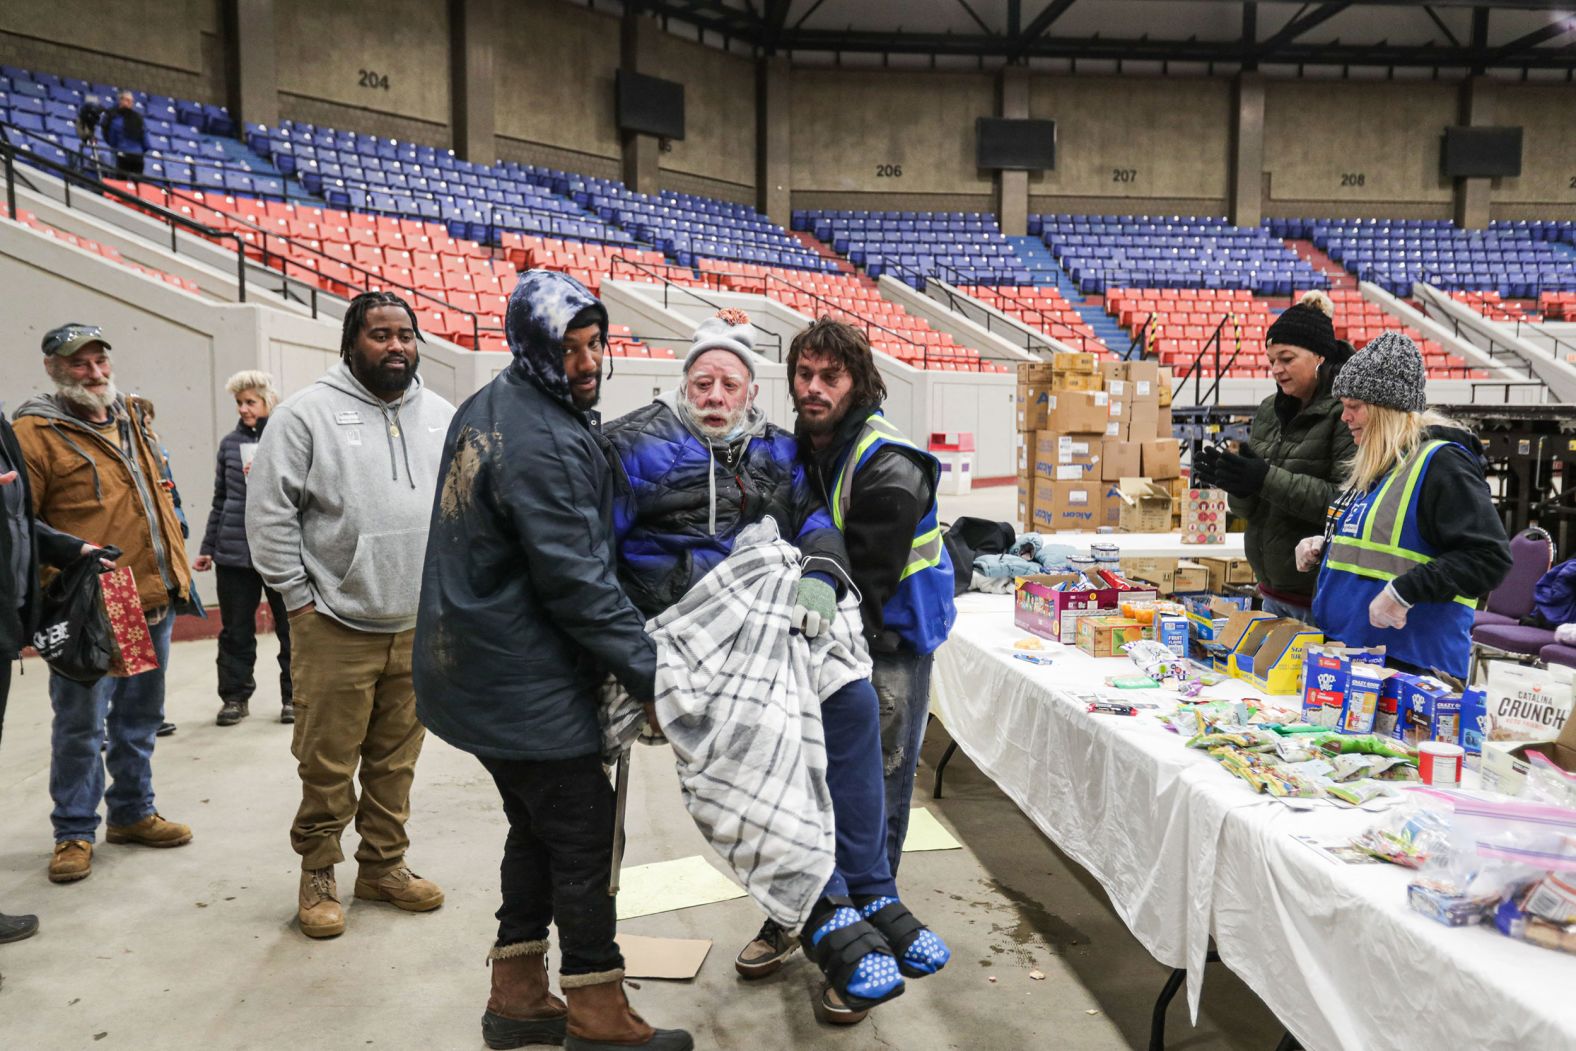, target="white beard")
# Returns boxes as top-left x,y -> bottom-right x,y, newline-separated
681,398 -> 749,441
56,378 -> 119,416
